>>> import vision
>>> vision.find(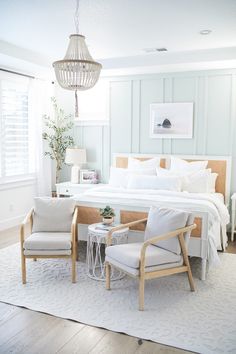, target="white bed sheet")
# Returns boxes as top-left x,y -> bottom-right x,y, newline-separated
74,186 -> 230,266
